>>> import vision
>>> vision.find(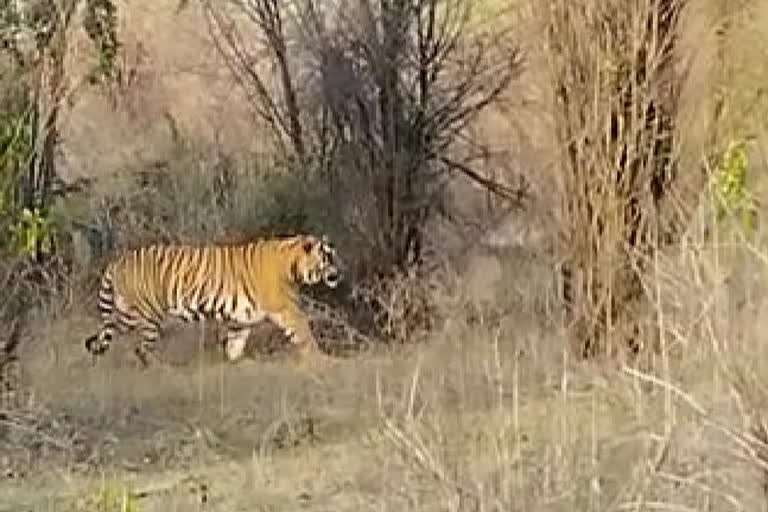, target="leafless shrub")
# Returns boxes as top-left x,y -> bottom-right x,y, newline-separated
103,39 -> 154,118
200,0 -> 526,277
0,255 -> 69,407
349,270 -> 437,346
